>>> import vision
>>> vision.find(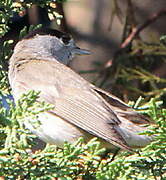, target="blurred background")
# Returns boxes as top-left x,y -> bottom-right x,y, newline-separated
1,0 -> 166,105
